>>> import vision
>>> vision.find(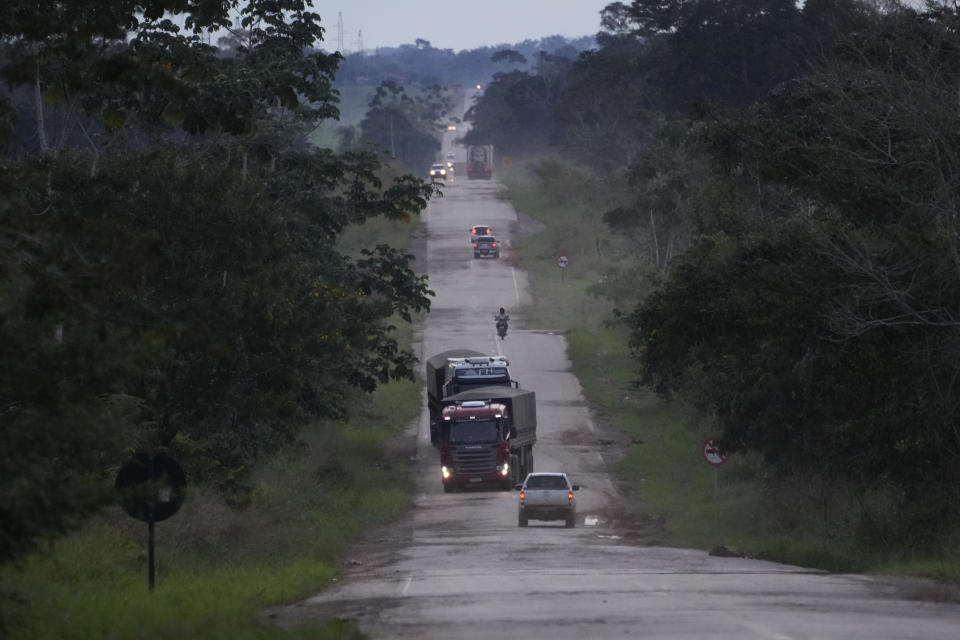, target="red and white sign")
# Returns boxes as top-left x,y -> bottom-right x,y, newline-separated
702,438 -> 727,466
